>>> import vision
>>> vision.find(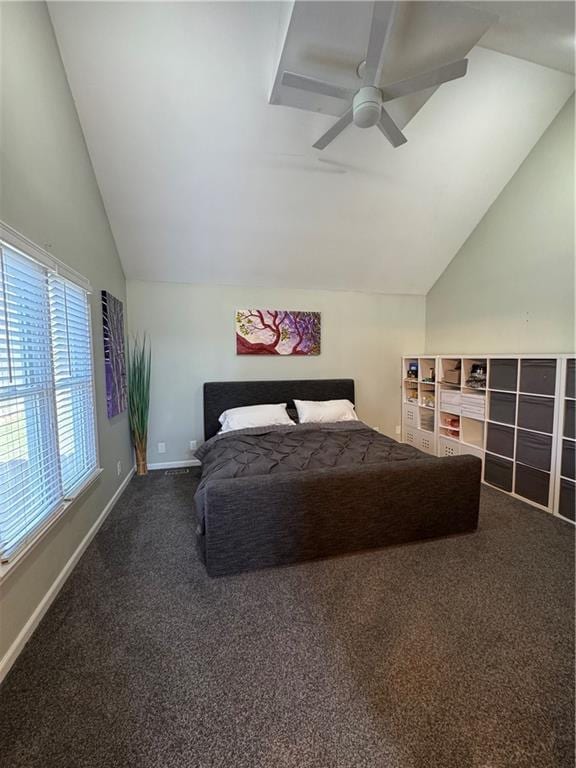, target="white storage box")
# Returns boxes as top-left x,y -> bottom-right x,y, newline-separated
461,393 -> 486,420
440,391 -> 461,414
403,404 -> 418,426
418,430 -> 436,455
438,436 -> 460,457
403,428 -> 418,447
